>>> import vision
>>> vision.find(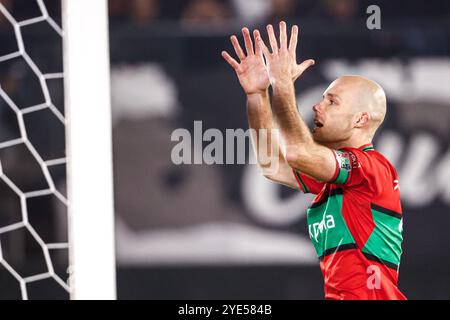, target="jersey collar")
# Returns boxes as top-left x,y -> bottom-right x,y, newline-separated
359,143 -> 375,151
